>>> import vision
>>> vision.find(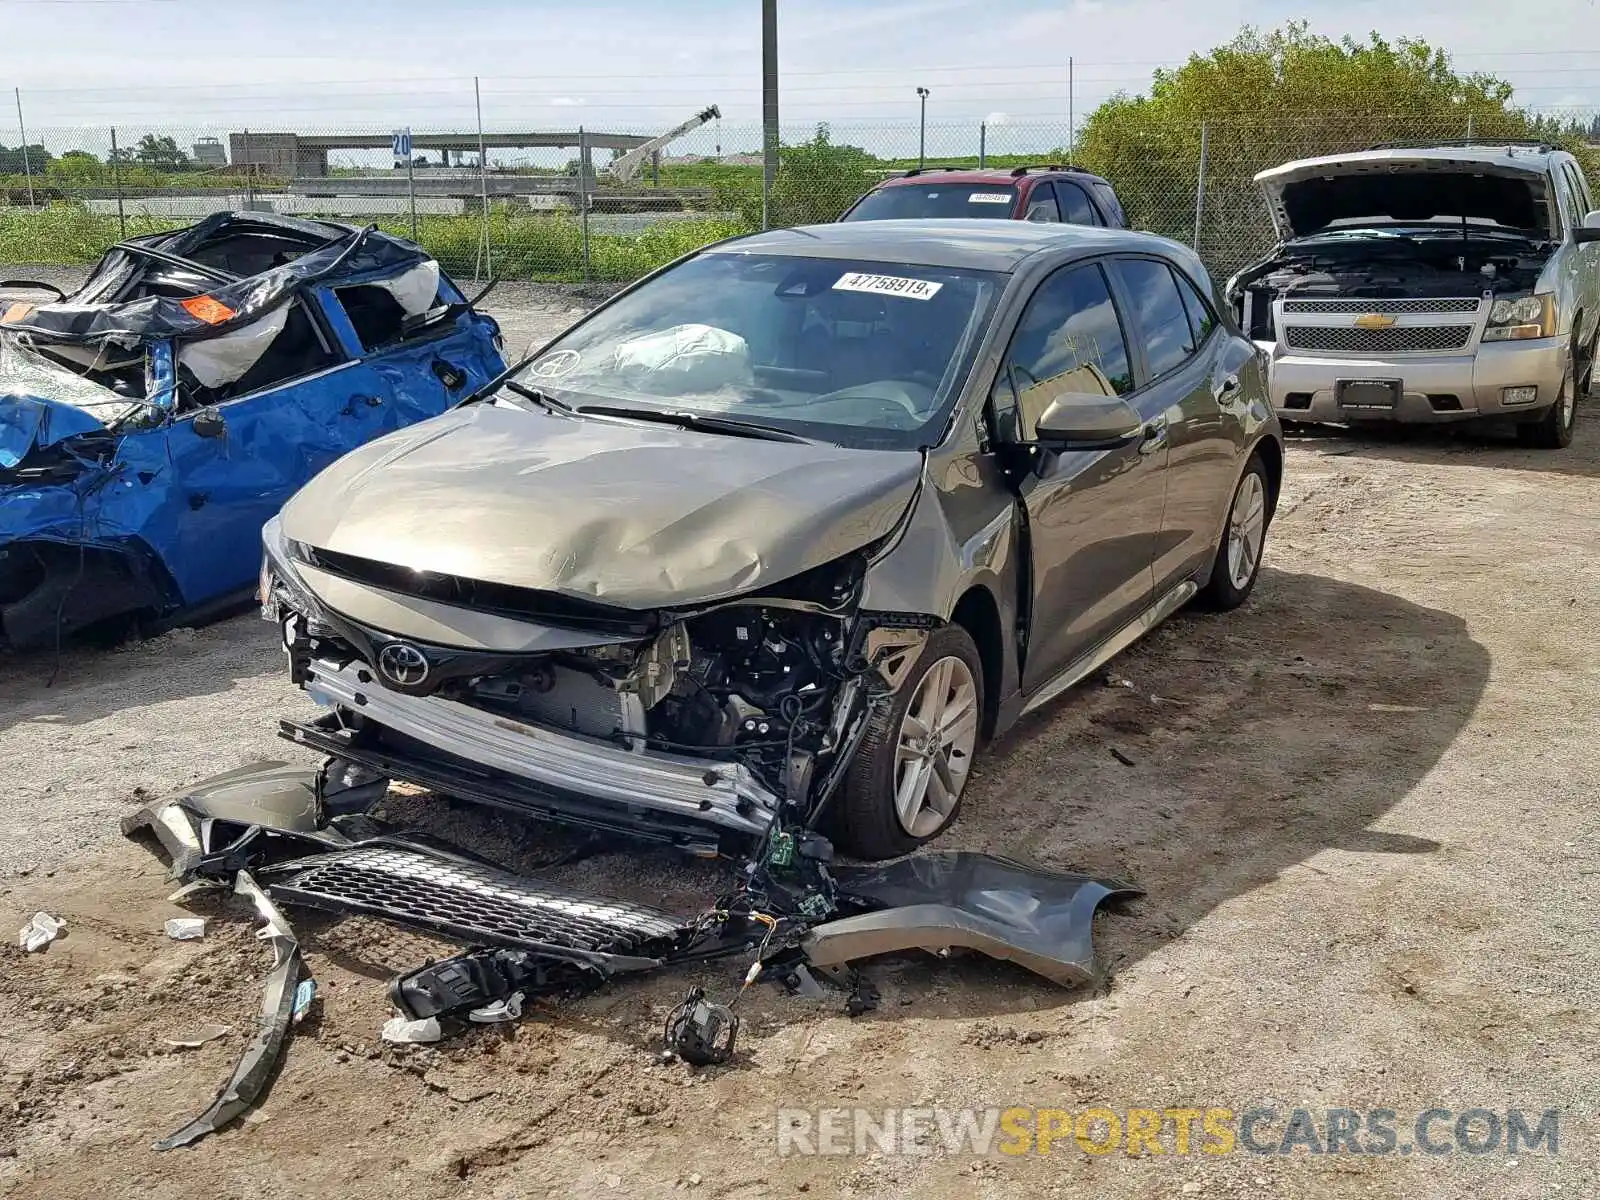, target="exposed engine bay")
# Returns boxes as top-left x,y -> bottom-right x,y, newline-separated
269,539 -> 935,854
1229,232 -> 1551,341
